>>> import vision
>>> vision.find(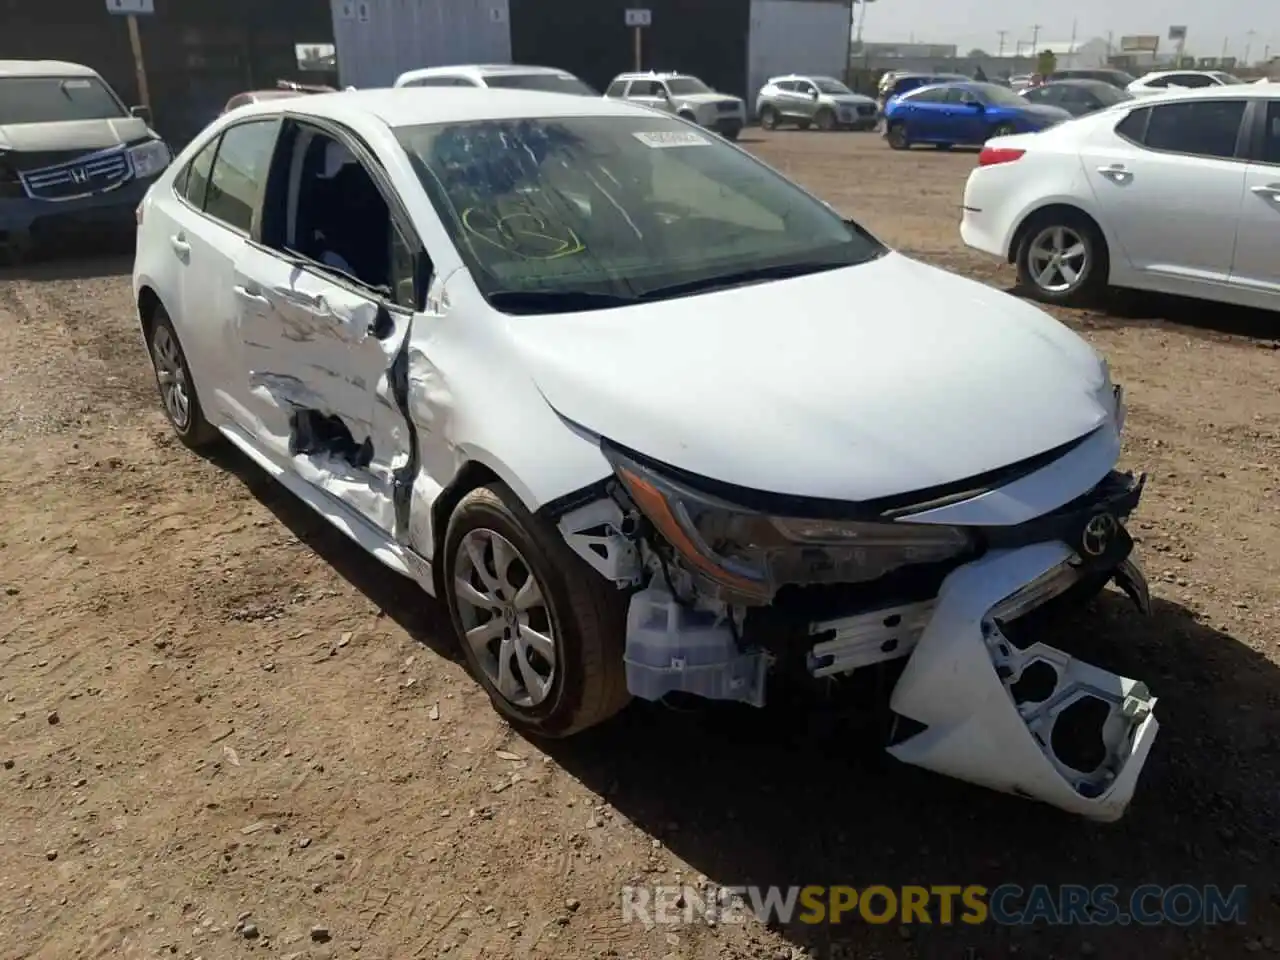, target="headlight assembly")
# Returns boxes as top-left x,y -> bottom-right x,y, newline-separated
605,447 -> 975,603
128,139 -> 171,179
